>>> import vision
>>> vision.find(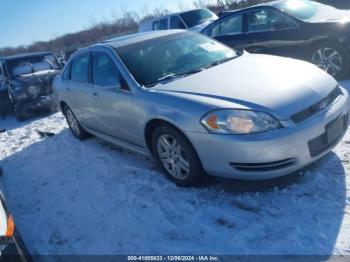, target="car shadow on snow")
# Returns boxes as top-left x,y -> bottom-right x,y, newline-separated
0,112 -> 54,133
0,125 -> 348,256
